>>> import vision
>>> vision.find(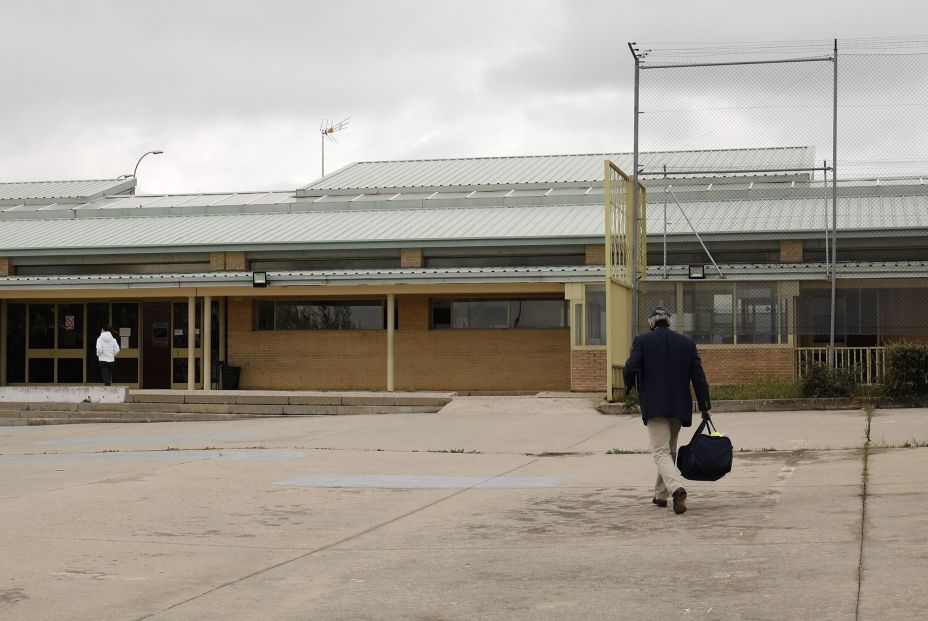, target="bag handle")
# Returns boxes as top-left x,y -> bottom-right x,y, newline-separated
688,417 -> 719,446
